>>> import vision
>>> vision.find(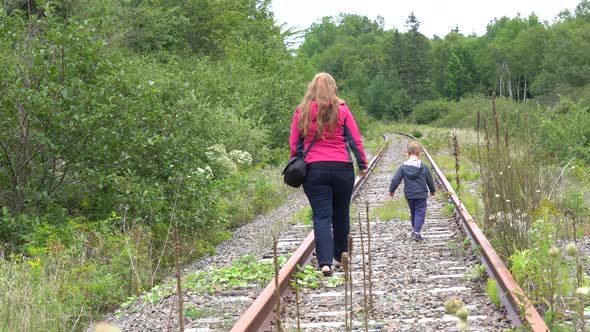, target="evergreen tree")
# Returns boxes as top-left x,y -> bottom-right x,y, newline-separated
445,51 -> 473,100
398,13 -> 433,103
